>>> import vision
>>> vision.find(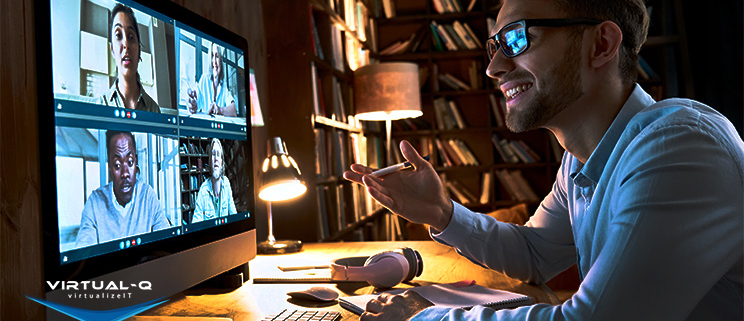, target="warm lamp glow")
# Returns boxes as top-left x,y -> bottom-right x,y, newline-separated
355,110 -> 423,121
258,180 -> 307,202
257,137 -> 306,254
